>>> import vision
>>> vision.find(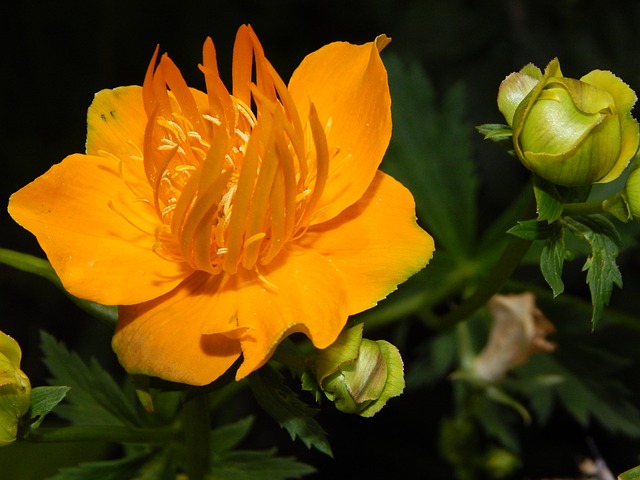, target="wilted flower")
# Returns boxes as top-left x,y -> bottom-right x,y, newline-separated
498,58 -> 639,186
472,293 -> 556,383
306,323 -> 404,417
9,26 -> 434,386
0,331 -> 31,446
